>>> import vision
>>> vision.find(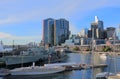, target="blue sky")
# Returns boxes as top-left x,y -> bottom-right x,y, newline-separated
0,0 -> 120,45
